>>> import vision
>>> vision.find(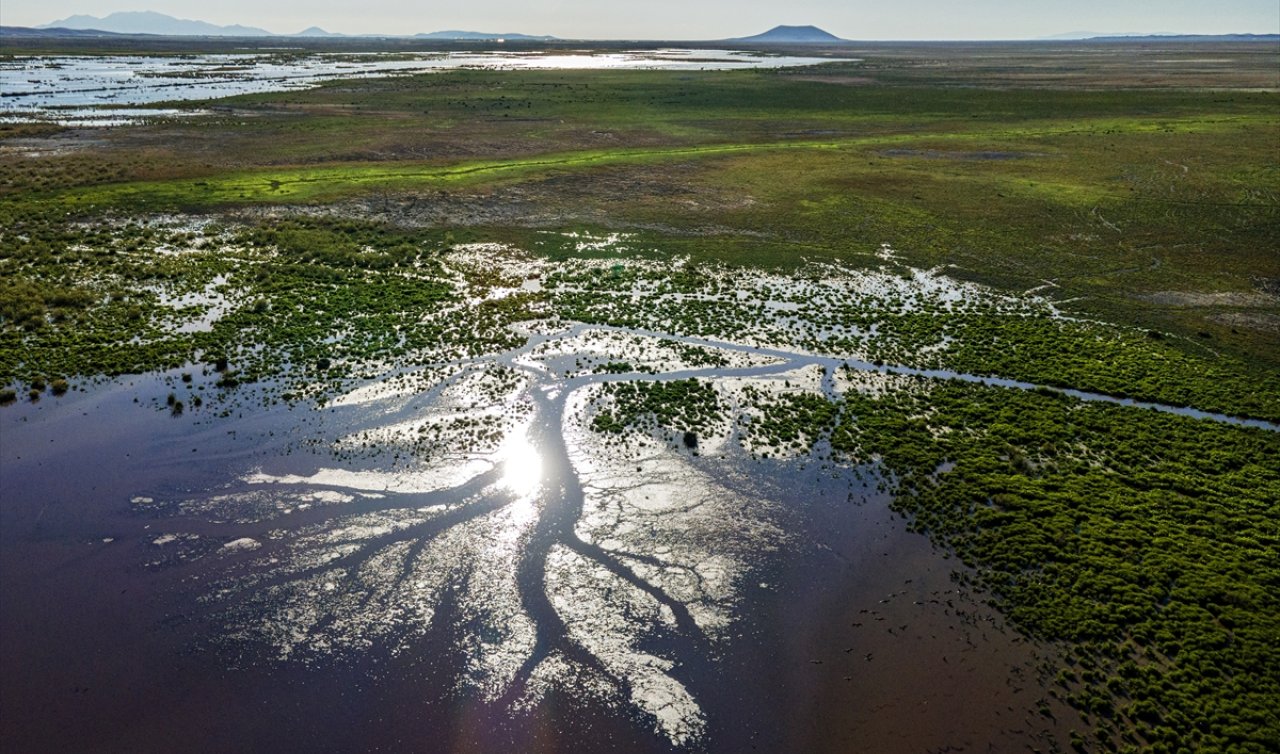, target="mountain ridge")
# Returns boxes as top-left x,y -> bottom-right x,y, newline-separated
41,11 -> 273,37
35,11 -> 556,40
